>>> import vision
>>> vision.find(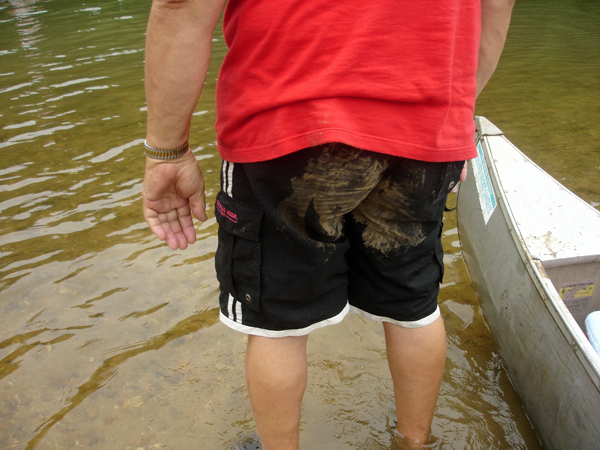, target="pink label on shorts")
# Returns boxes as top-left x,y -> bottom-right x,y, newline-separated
216,199 -> 238,223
